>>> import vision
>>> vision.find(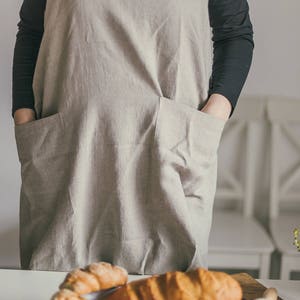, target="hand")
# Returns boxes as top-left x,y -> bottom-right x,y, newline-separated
200,93 -> 232,122
14,108 -> 36,125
